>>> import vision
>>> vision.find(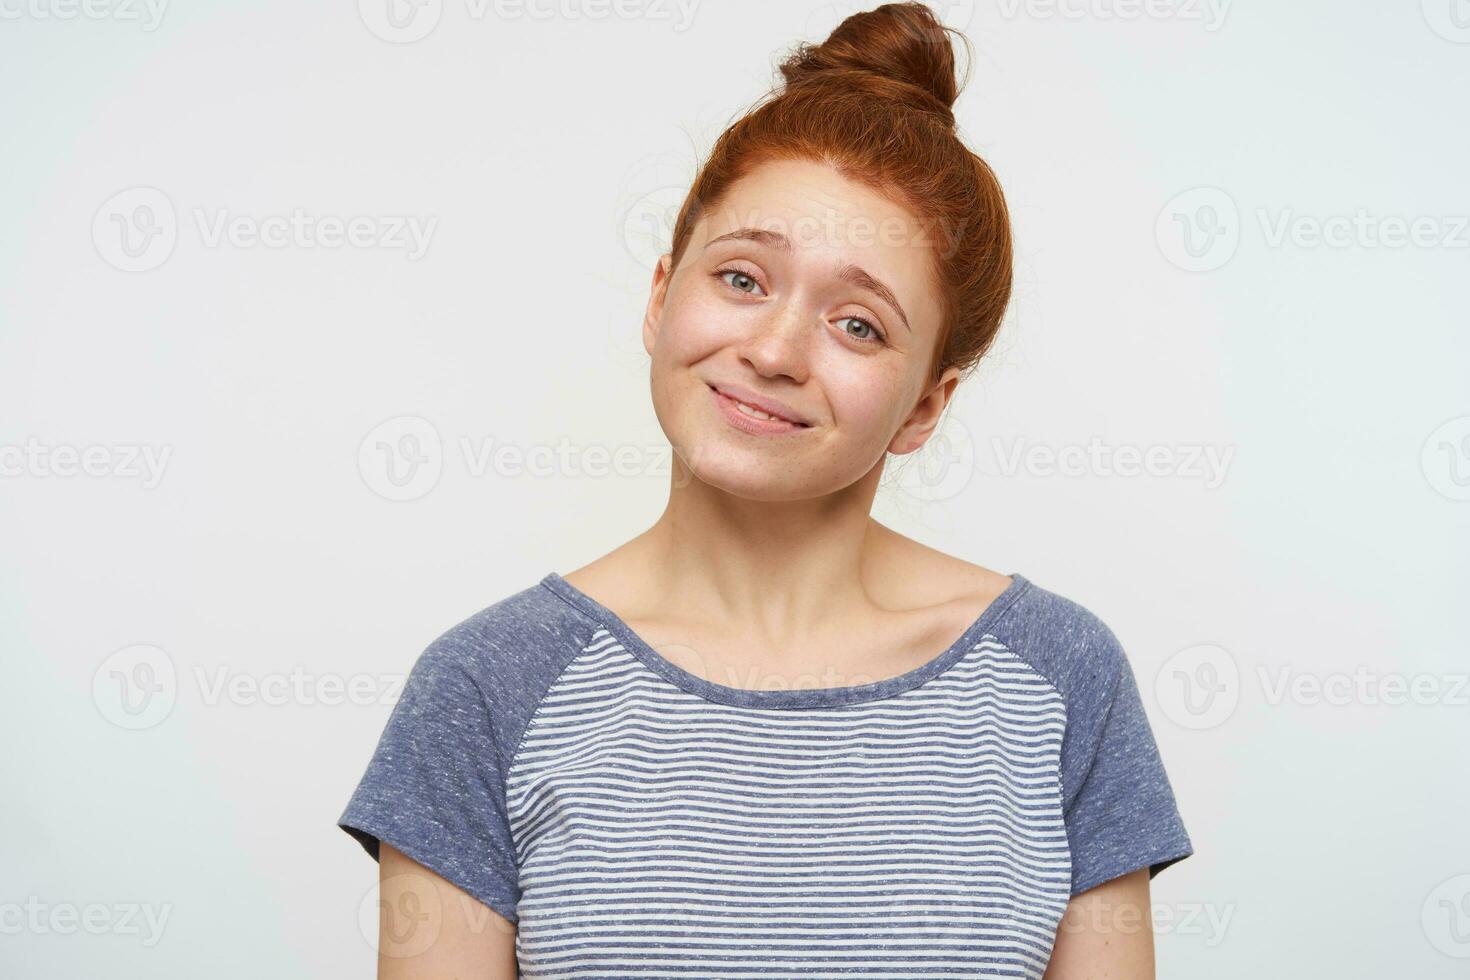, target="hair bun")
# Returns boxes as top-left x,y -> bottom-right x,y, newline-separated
778,2 -> 965,127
